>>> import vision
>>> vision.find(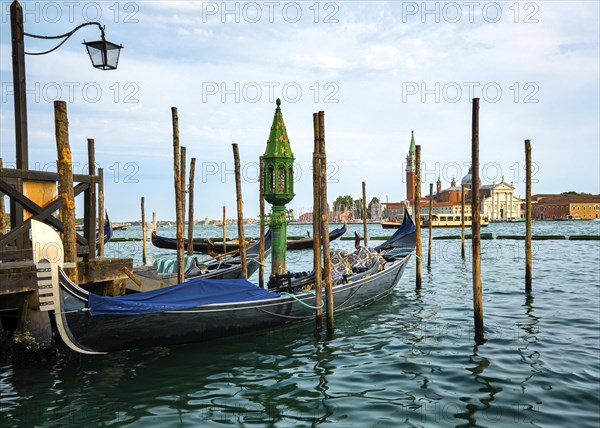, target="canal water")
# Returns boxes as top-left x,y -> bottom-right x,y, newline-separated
1,221 -> 599,427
